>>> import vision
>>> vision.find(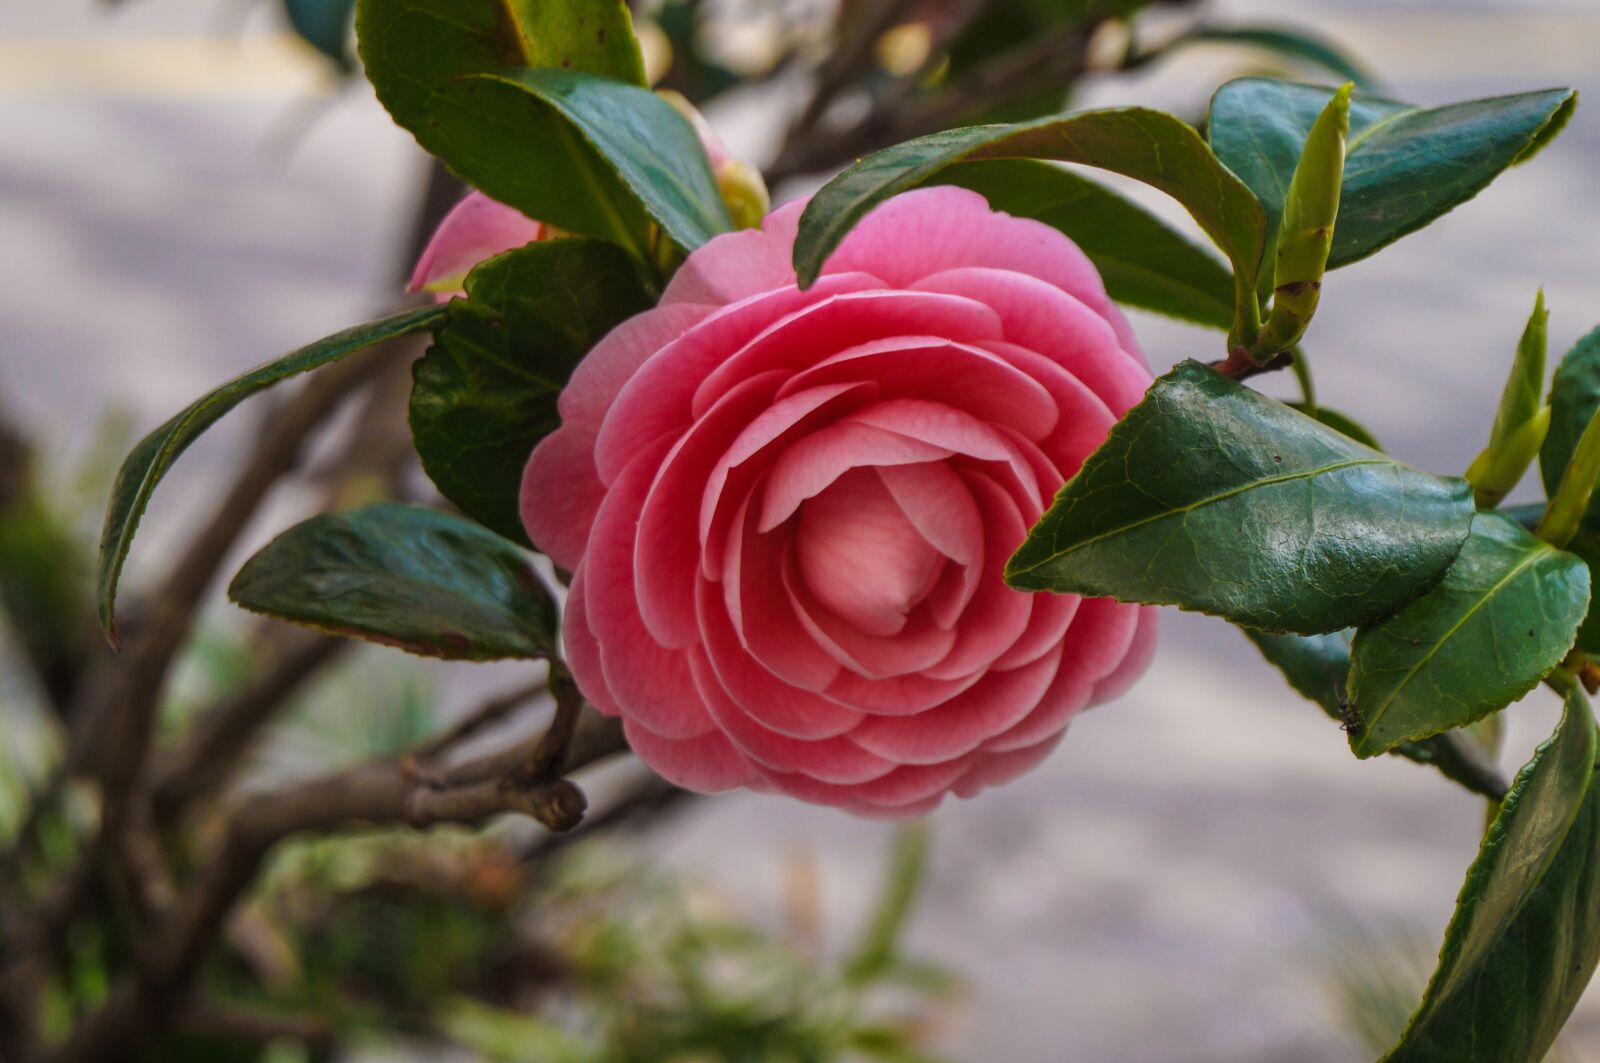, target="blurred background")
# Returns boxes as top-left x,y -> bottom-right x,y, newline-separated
4,1 -> 1600,1060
